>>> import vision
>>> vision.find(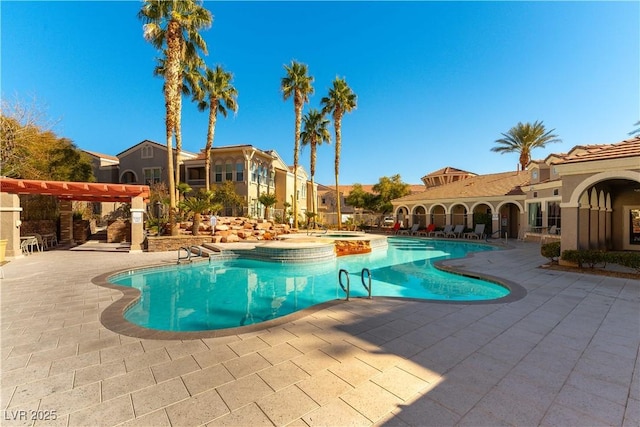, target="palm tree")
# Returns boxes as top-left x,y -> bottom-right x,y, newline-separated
491,121 -> 561,171
195,65 -> 238,191
138,0 -> 212,235
321,77 -> 357,230
300,109 -> 331,218
154,54 -> 203,200
281,61 -> 314,229
257,193 -> 278,220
